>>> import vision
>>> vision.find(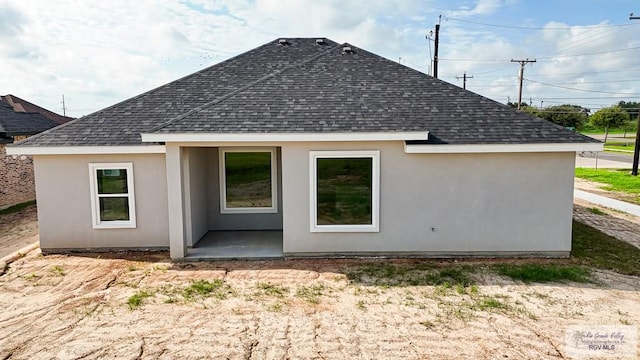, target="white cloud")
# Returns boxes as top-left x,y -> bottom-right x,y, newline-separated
448,0 -> 510,17
1,0 -> 637,116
